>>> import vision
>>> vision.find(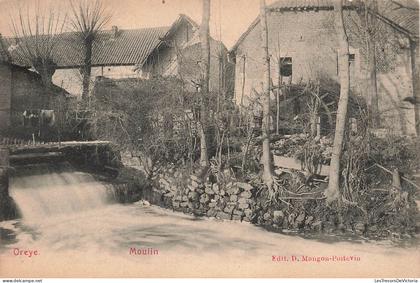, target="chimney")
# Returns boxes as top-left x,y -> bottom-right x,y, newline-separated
112,26 -> 119,38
